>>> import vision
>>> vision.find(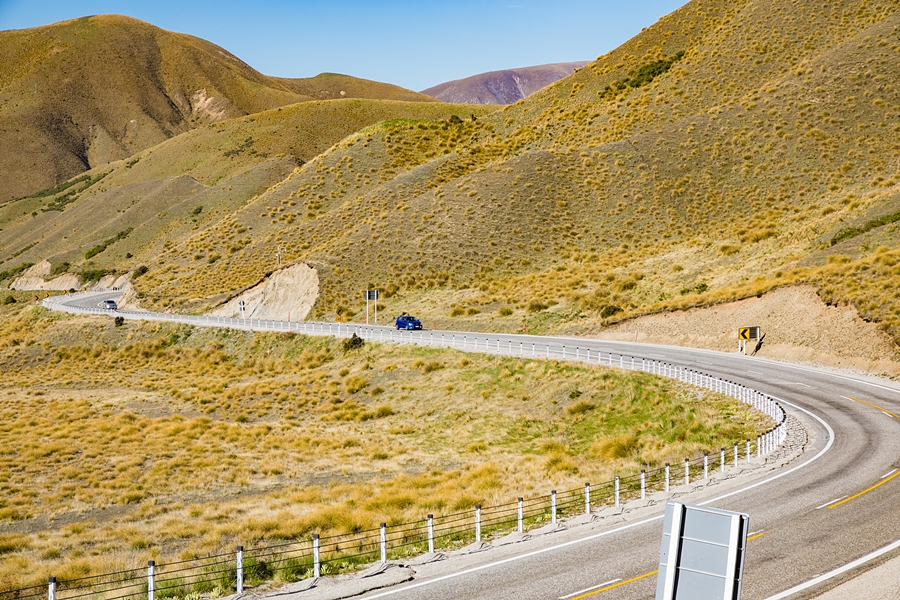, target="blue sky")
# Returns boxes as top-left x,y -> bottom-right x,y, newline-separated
0,0 -> 688,91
